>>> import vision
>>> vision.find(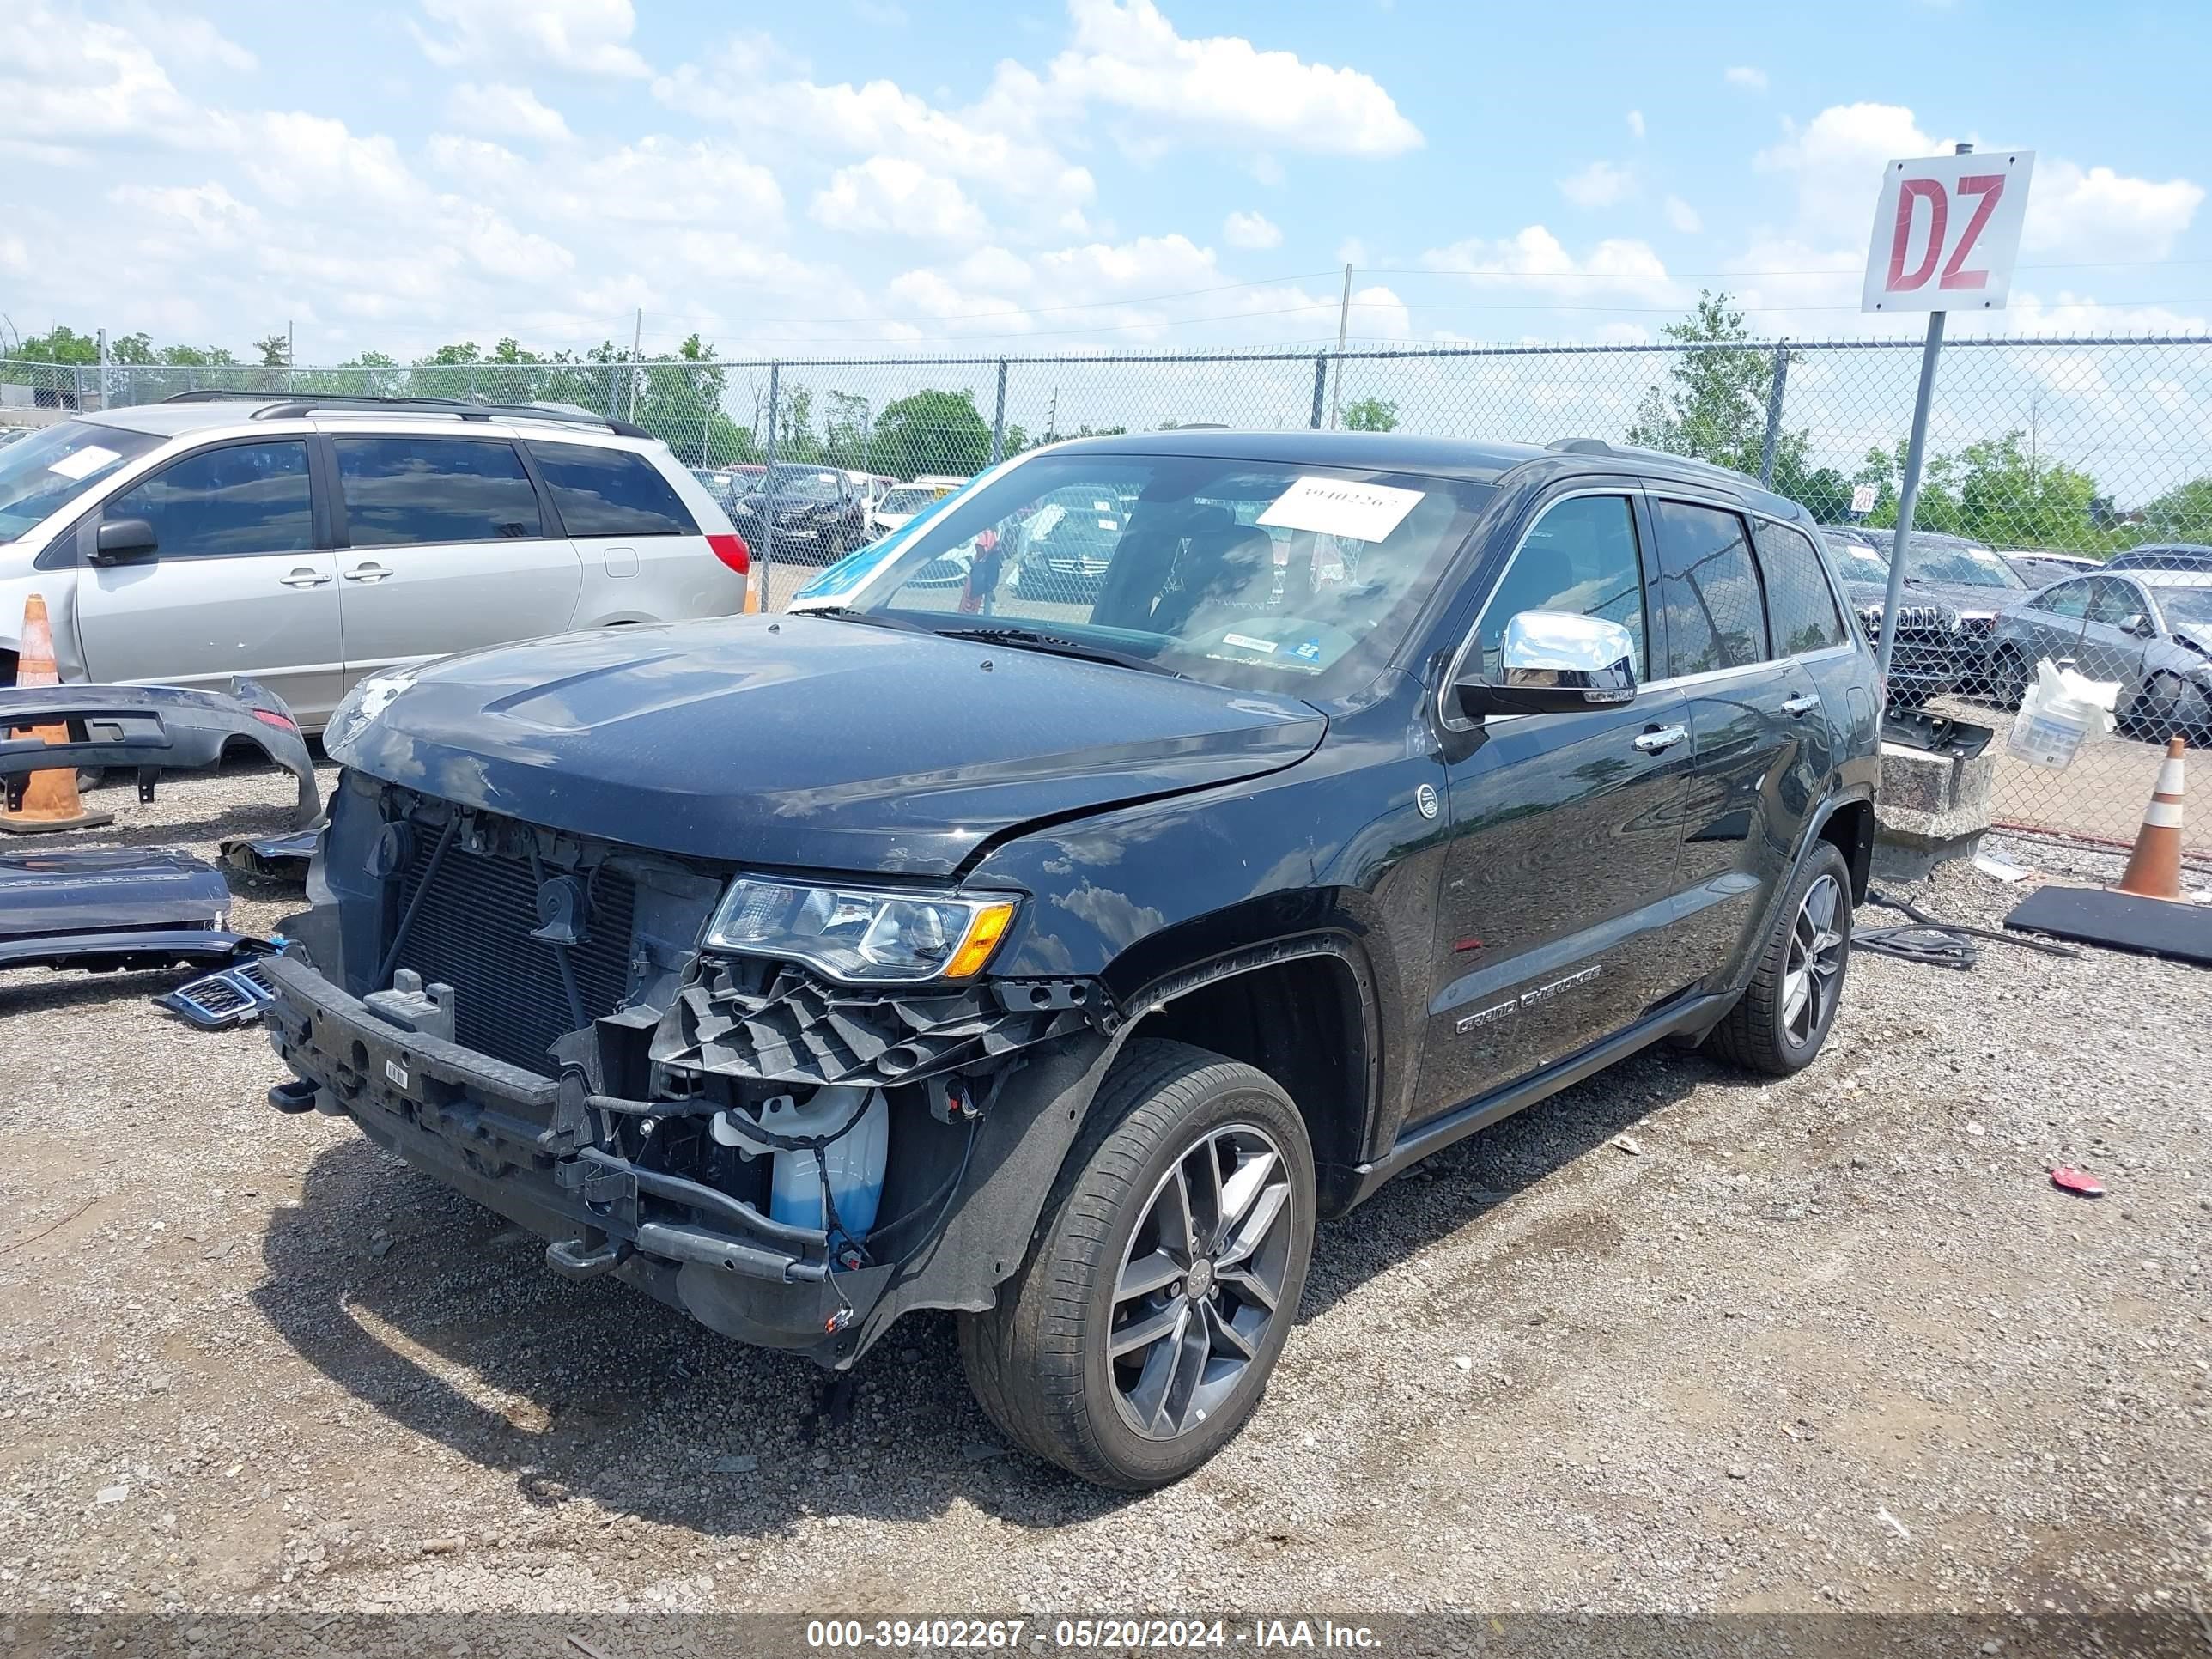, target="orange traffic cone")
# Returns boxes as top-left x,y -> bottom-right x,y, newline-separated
0,592 -> 113,836
2114,735 -> 2185,901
